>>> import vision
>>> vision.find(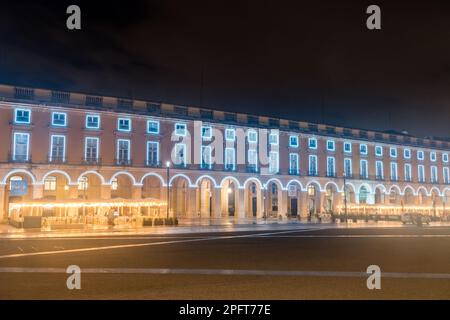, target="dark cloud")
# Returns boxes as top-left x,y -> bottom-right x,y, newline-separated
0,0 -> 449,138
